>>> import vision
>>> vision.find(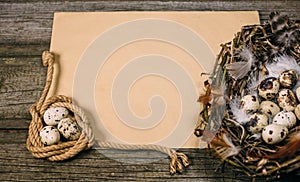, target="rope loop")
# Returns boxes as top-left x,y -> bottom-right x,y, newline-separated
42,51 -> 54,67
26,51 -> 190,174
